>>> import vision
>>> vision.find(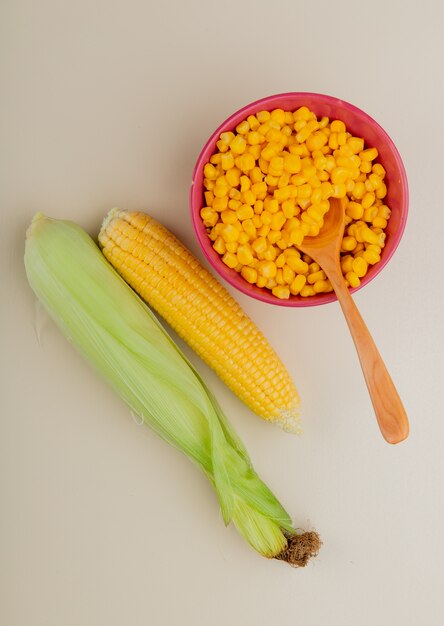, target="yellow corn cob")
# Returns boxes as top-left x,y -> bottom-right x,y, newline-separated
99,208 -> 301,432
